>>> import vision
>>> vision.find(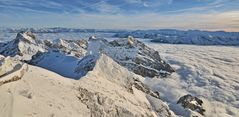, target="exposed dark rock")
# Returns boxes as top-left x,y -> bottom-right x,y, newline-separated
177,94 -> 206,115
